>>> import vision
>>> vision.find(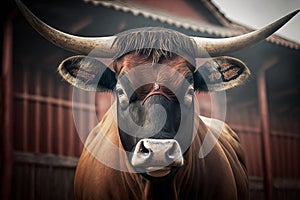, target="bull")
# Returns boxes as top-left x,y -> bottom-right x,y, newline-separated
16,1 -> 299,199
